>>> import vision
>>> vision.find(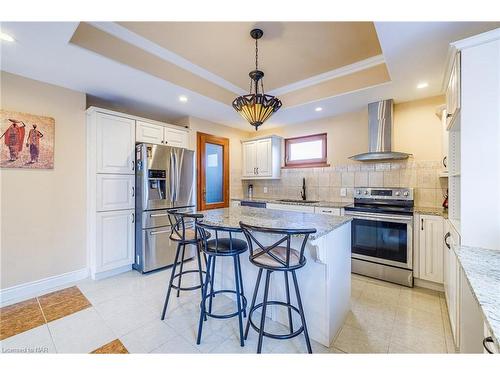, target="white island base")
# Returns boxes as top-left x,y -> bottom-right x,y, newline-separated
210,222 -> 351,348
